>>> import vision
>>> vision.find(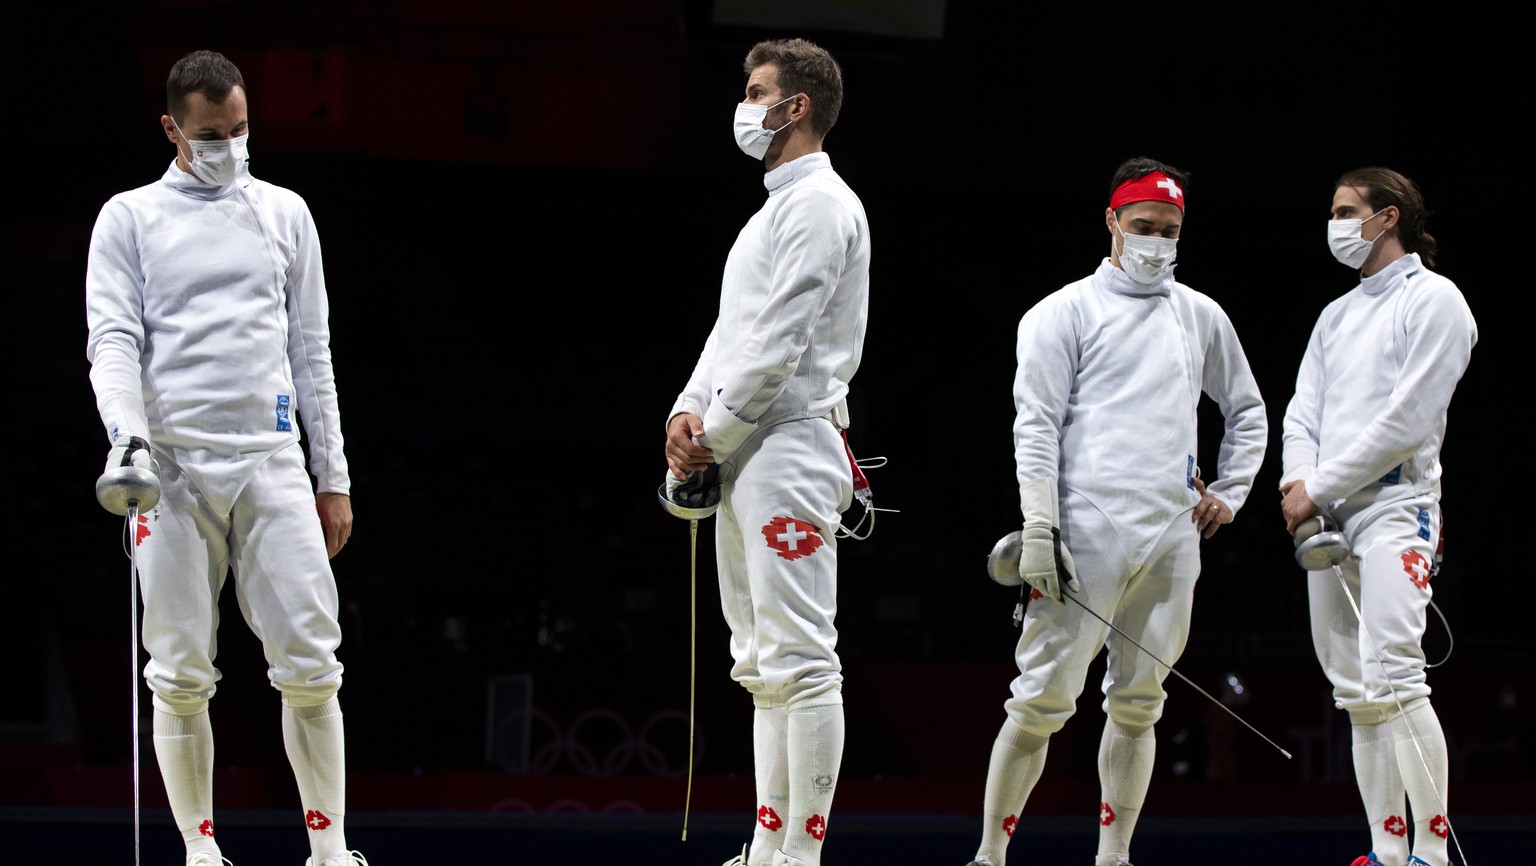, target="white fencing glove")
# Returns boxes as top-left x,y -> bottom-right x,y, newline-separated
96,434 -> 162,516
1018,477 -> 1080,602
105,435 -> 159,476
